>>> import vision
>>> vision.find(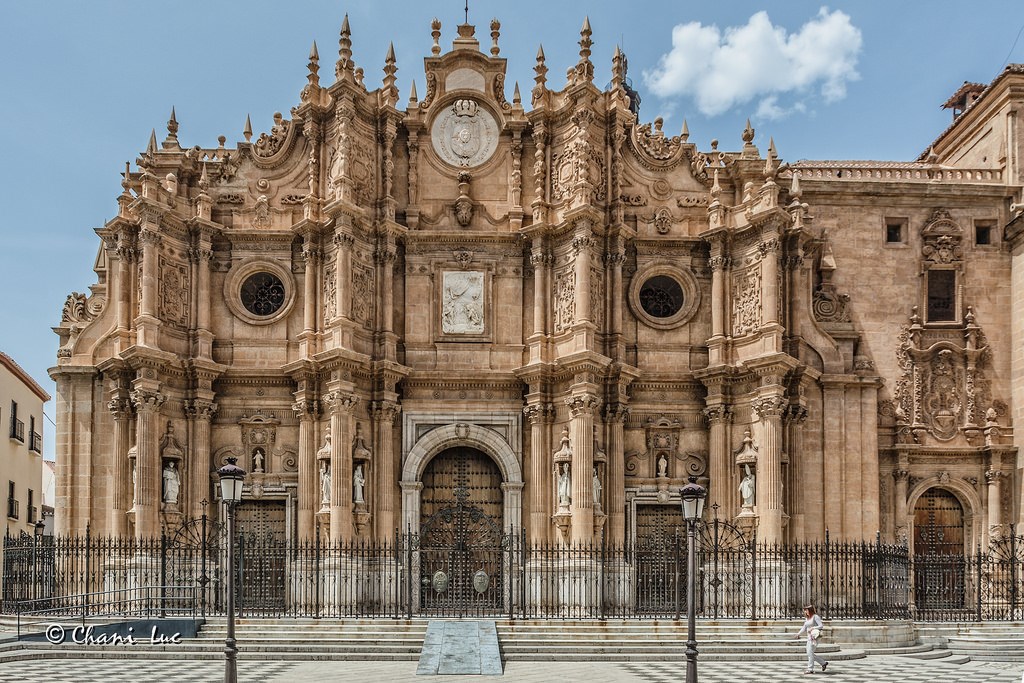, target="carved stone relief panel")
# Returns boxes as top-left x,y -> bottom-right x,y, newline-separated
351,264 -> 374,329
430,99 -> 499,168
591,266 -> 605,329
441,270 -> 485,334
159,257 -> 190,327
323,263 -> 337,320
554,267 -> 576,333
731,266 -> 761,336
